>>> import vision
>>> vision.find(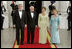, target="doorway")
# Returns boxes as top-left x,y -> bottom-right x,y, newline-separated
25,1 -> 42,15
